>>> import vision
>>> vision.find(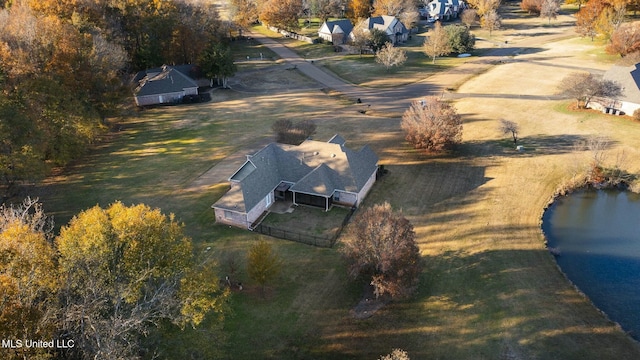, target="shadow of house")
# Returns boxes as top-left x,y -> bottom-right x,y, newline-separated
212,135 -> 379,229
133,65 -> 202,106
318,19 -> 354,45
